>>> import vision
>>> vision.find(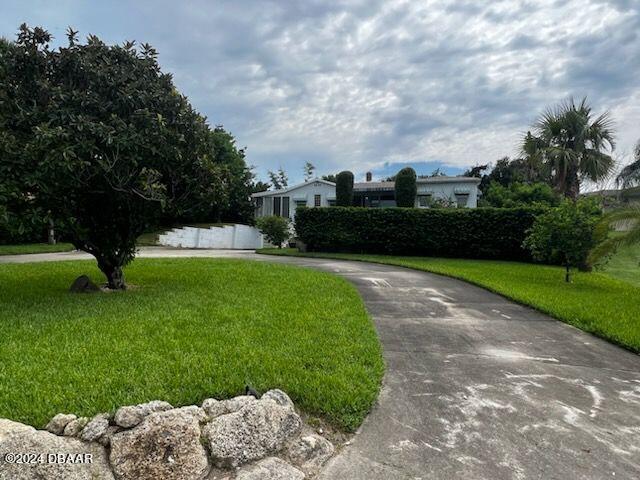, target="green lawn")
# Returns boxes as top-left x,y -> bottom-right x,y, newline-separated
258,249 -> 640,353
598,242 -> 640,287
0,258 -> 383,431
0,242 -> 75,255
